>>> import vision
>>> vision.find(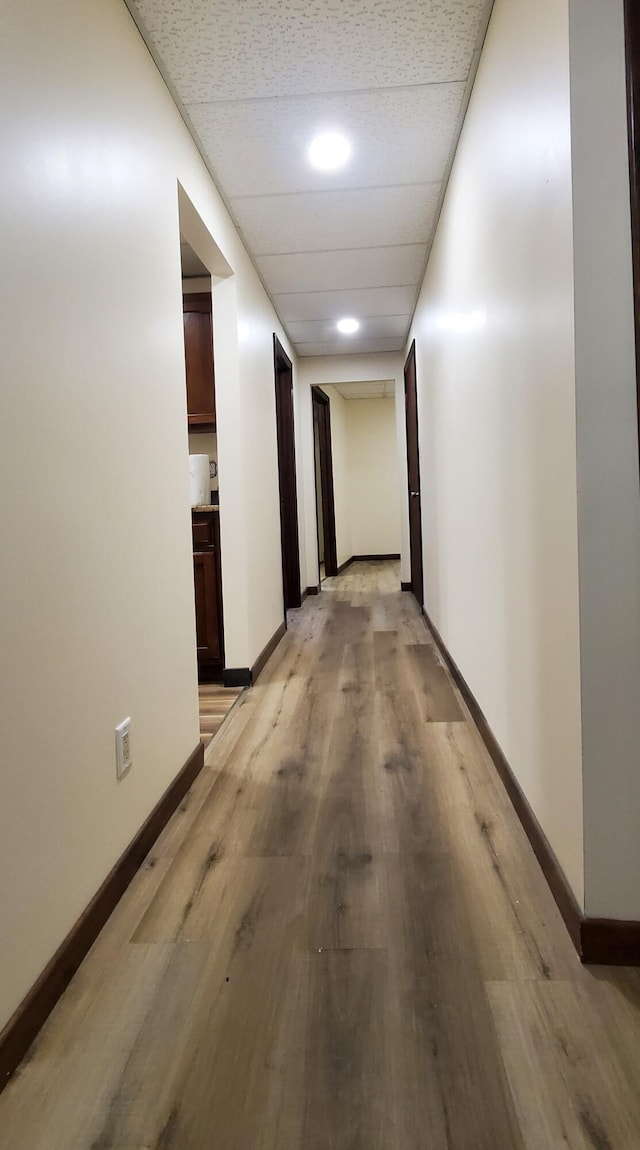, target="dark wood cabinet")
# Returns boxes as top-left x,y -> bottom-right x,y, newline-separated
183,292 -> 216,428
192,510 -> 224,681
